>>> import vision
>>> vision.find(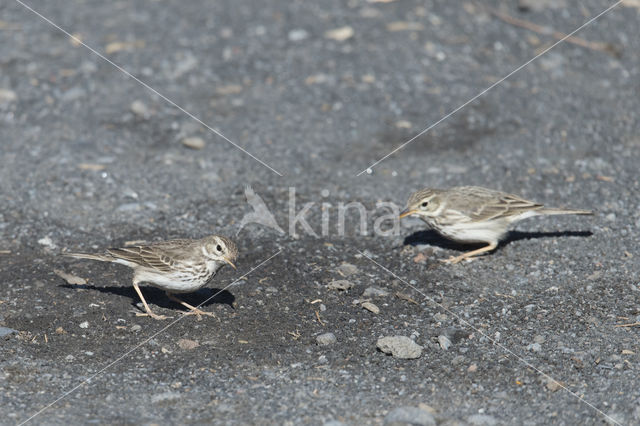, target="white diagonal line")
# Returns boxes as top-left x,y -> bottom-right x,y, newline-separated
18,249 -> 282,426
14,0 -> 284,177
357,1 -> 623,176
357,250 -> 622,426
